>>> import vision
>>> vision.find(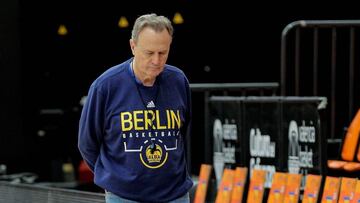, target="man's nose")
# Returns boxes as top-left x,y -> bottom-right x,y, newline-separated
151,54 -> 161,65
